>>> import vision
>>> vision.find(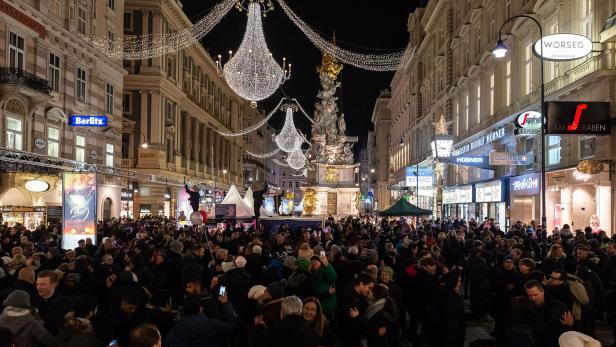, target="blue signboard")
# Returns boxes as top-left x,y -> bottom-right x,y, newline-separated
69,115 -> 108,127
449,155 -> 492,169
